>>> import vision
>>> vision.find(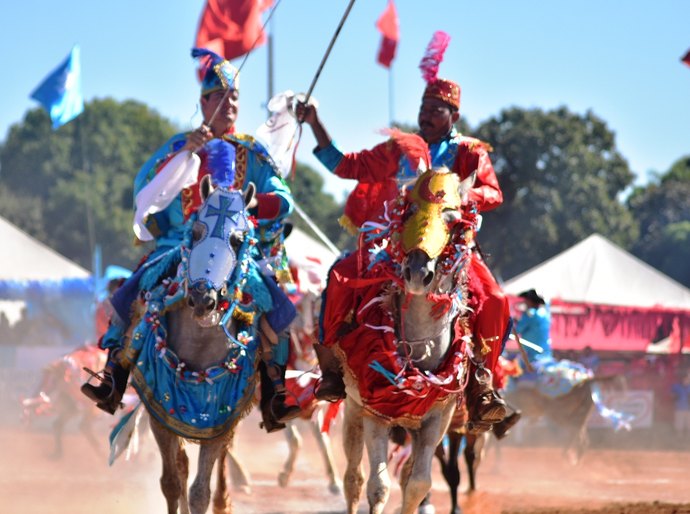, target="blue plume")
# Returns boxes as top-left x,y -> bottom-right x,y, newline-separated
191,47 -> 225,65
206,139 -> 236,187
